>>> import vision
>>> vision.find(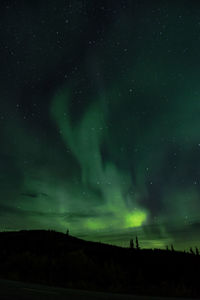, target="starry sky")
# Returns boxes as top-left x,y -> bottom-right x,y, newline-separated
1,0 -> 200,250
